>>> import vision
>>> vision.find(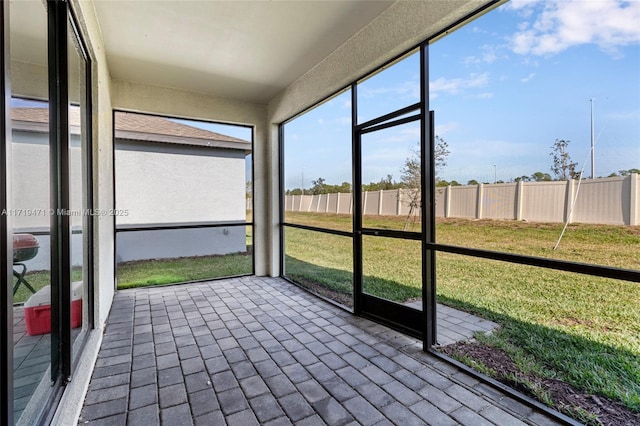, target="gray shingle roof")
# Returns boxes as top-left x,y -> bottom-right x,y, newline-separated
11,108 -> 251,152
